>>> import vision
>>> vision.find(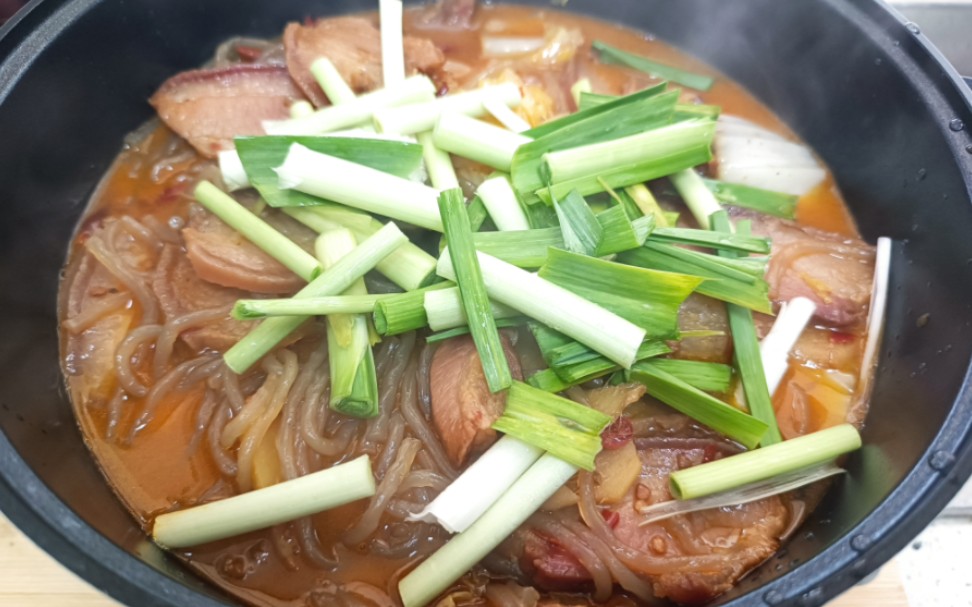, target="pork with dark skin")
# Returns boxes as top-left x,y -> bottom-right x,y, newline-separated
283,16 -> 447,106
429,334 -> 523,468
150,64 -> 304,157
